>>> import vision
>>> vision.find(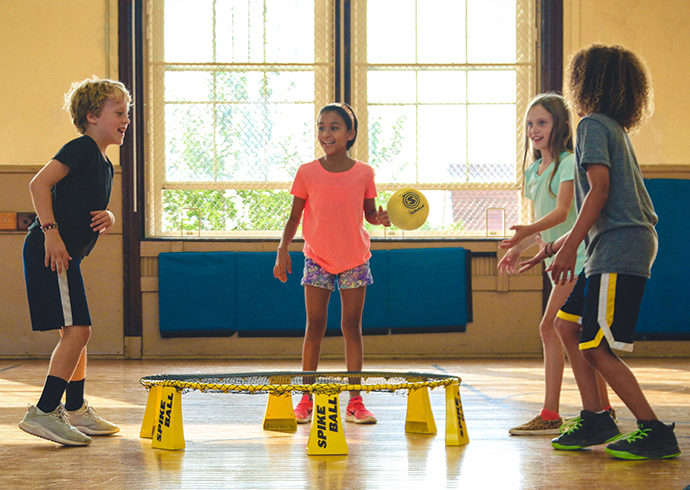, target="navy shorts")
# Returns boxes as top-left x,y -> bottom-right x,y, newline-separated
23,230 -> 92,331
557,270 -> 646,352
